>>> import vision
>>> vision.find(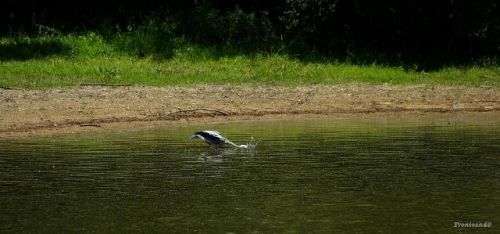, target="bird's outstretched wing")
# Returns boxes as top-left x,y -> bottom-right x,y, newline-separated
193,130 -> 227,145
202,130 -> 223,138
